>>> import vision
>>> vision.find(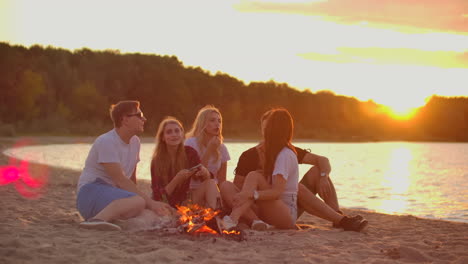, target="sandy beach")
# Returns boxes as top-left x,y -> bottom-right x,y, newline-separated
1,137 -> 467,264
